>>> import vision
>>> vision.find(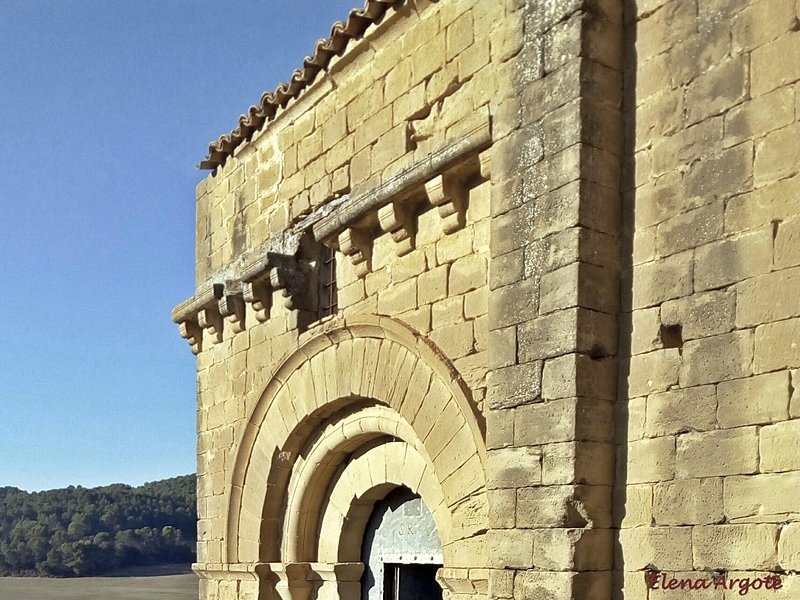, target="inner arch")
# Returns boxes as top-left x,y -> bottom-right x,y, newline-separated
360,487 -> 443,600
